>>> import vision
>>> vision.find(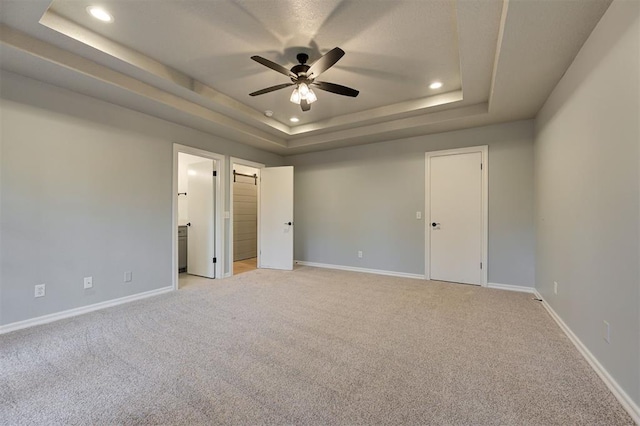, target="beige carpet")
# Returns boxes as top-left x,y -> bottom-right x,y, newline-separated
0,266 -> 633,425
